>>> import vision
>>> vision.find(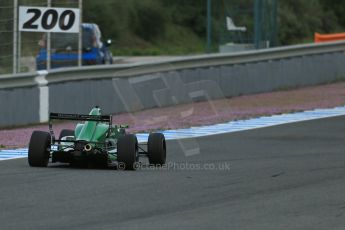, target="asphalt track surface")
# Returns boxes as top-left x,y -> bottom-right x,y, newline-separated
1,116 -> 345,230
